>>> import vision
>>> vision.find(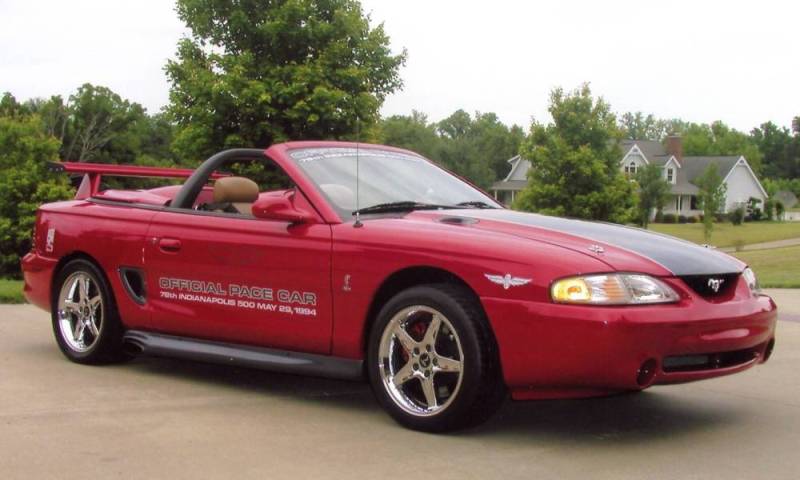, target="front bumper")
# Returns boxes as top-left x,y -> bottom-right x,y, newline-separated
483,280 -> 778,400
